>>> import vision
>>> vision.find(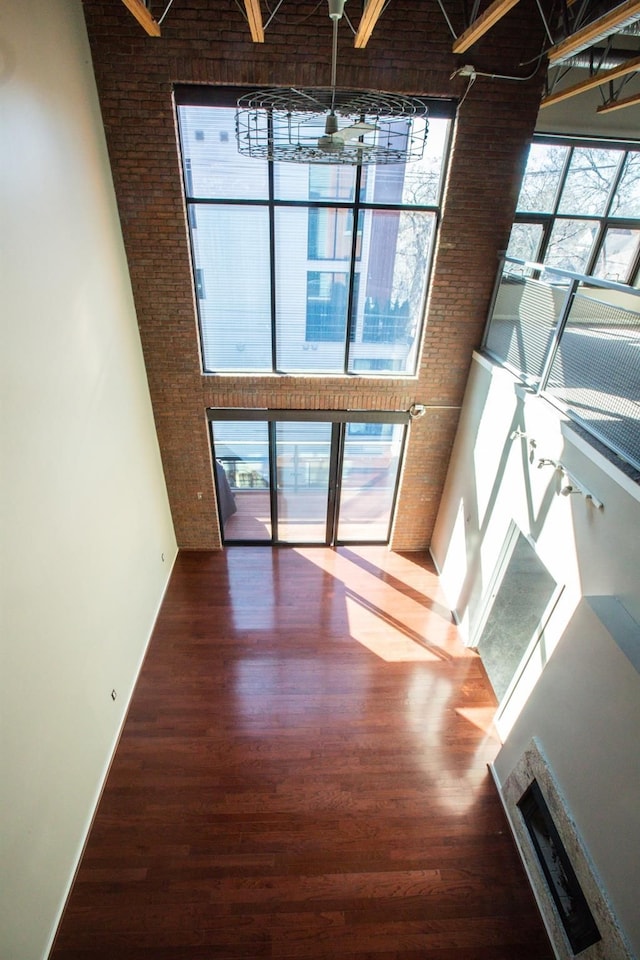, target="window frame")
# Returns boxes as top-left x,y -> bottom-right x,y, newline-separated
510,135 -> 640,285
175,85 -> 454,377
